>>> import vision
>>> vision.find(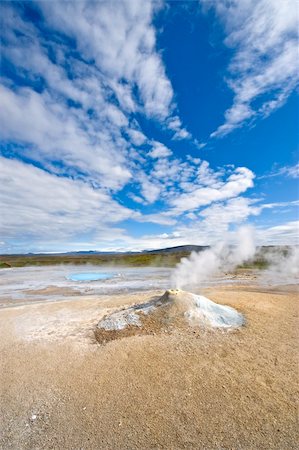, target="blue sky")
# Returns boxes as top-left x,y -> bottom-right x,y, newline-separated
0,0 -> 298,253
